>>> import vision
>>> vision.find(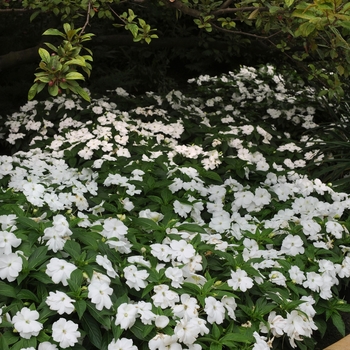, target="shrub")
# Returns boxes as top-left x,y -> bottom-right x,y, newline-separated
0,65 -> 349,350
